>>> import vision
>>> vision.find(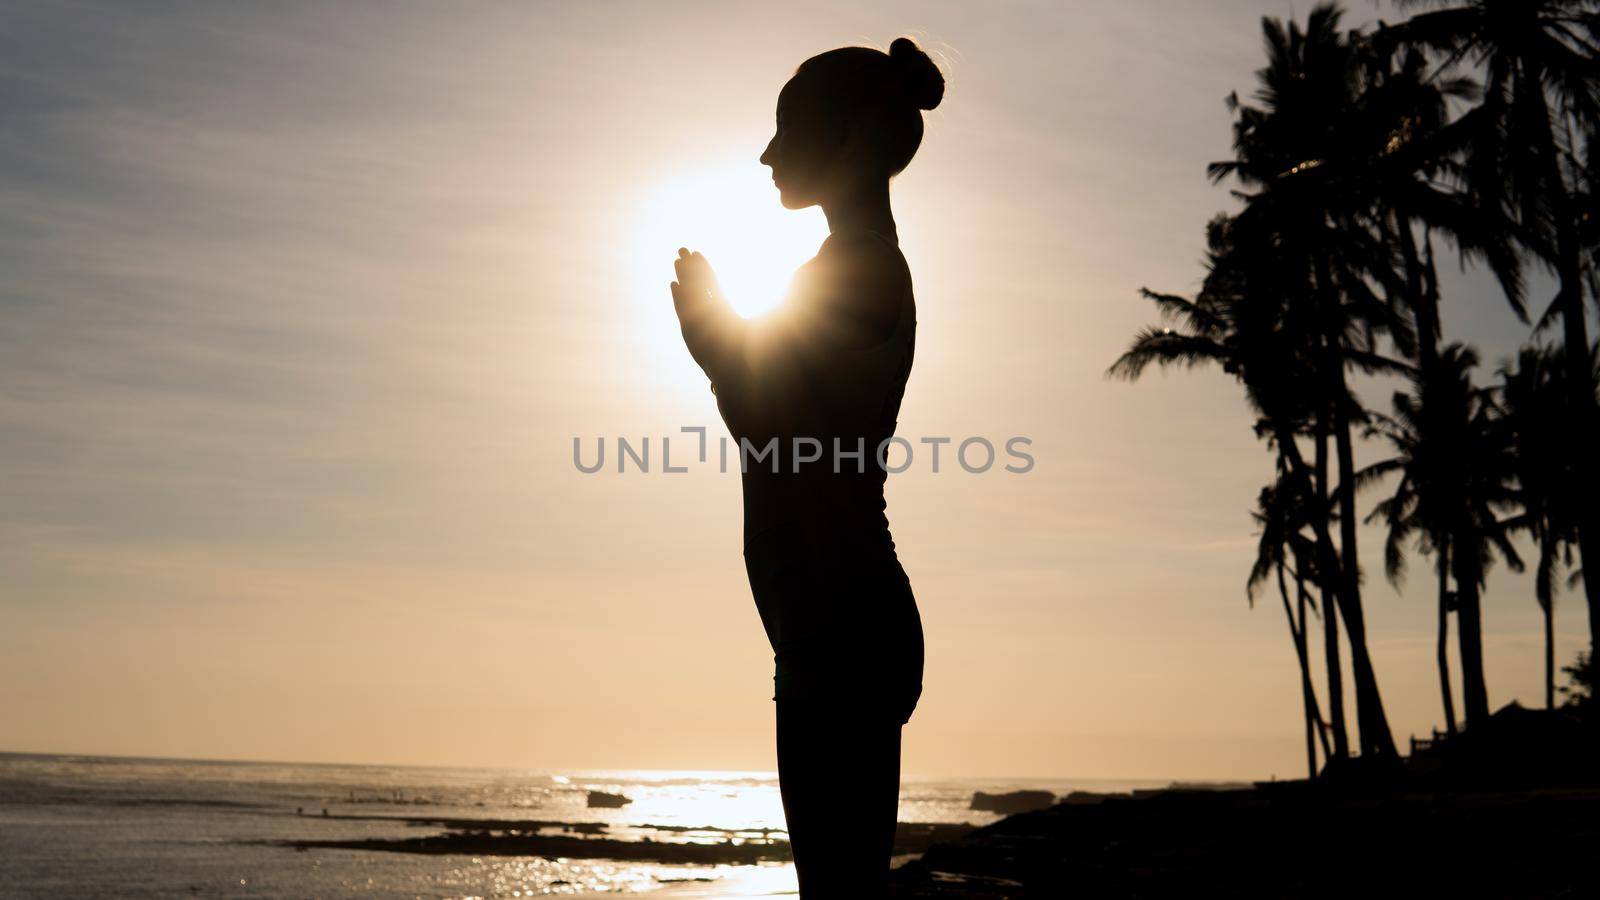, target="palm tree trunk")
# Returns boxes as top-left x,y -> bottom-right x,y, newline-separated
1544,594 -> 1556,711
1310,236 -> 1396,760
1333,375 -> 1399,758
1527,70 -> 1600,659
1278,561 -> 1323,779
1312,425 -> 1349,759
1271,422 -> 1346,763
1297,573 -> 1331,762
1540,536 -> 1557,711
1553,213 -> 1600,662
1453,538 -> 1491,725
1437,544 -> 1458,737
1556,259 -> 1600,659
